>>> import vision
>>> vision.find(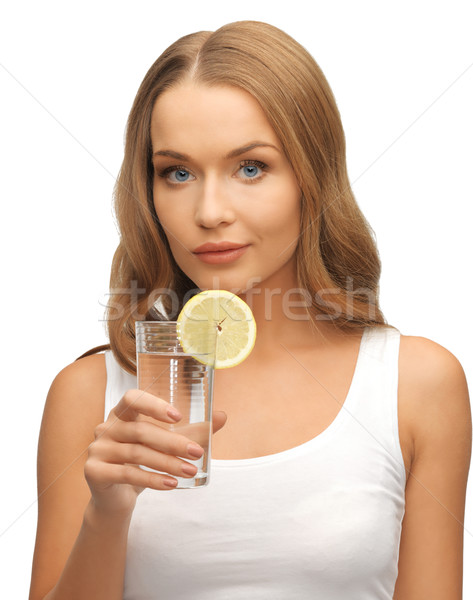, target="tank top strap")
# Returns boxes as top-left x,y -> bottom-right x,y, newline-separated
104,350 -> 137,420
345,325 -> 406,485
